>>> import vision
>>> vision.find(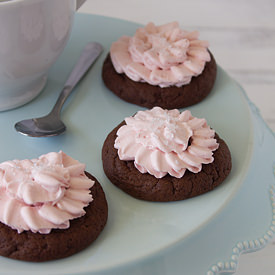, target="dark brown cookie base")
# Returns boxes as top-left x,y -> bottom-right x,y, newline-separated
0,173 -> 108,262
102,52 -> 217,109
102,122 -> 232,202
